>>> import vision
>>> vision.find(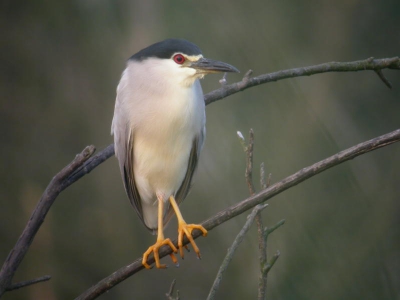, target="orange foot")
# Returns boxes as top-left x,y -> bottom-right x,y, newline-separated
177,222 -> 208,259
142,238 -> 178,269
